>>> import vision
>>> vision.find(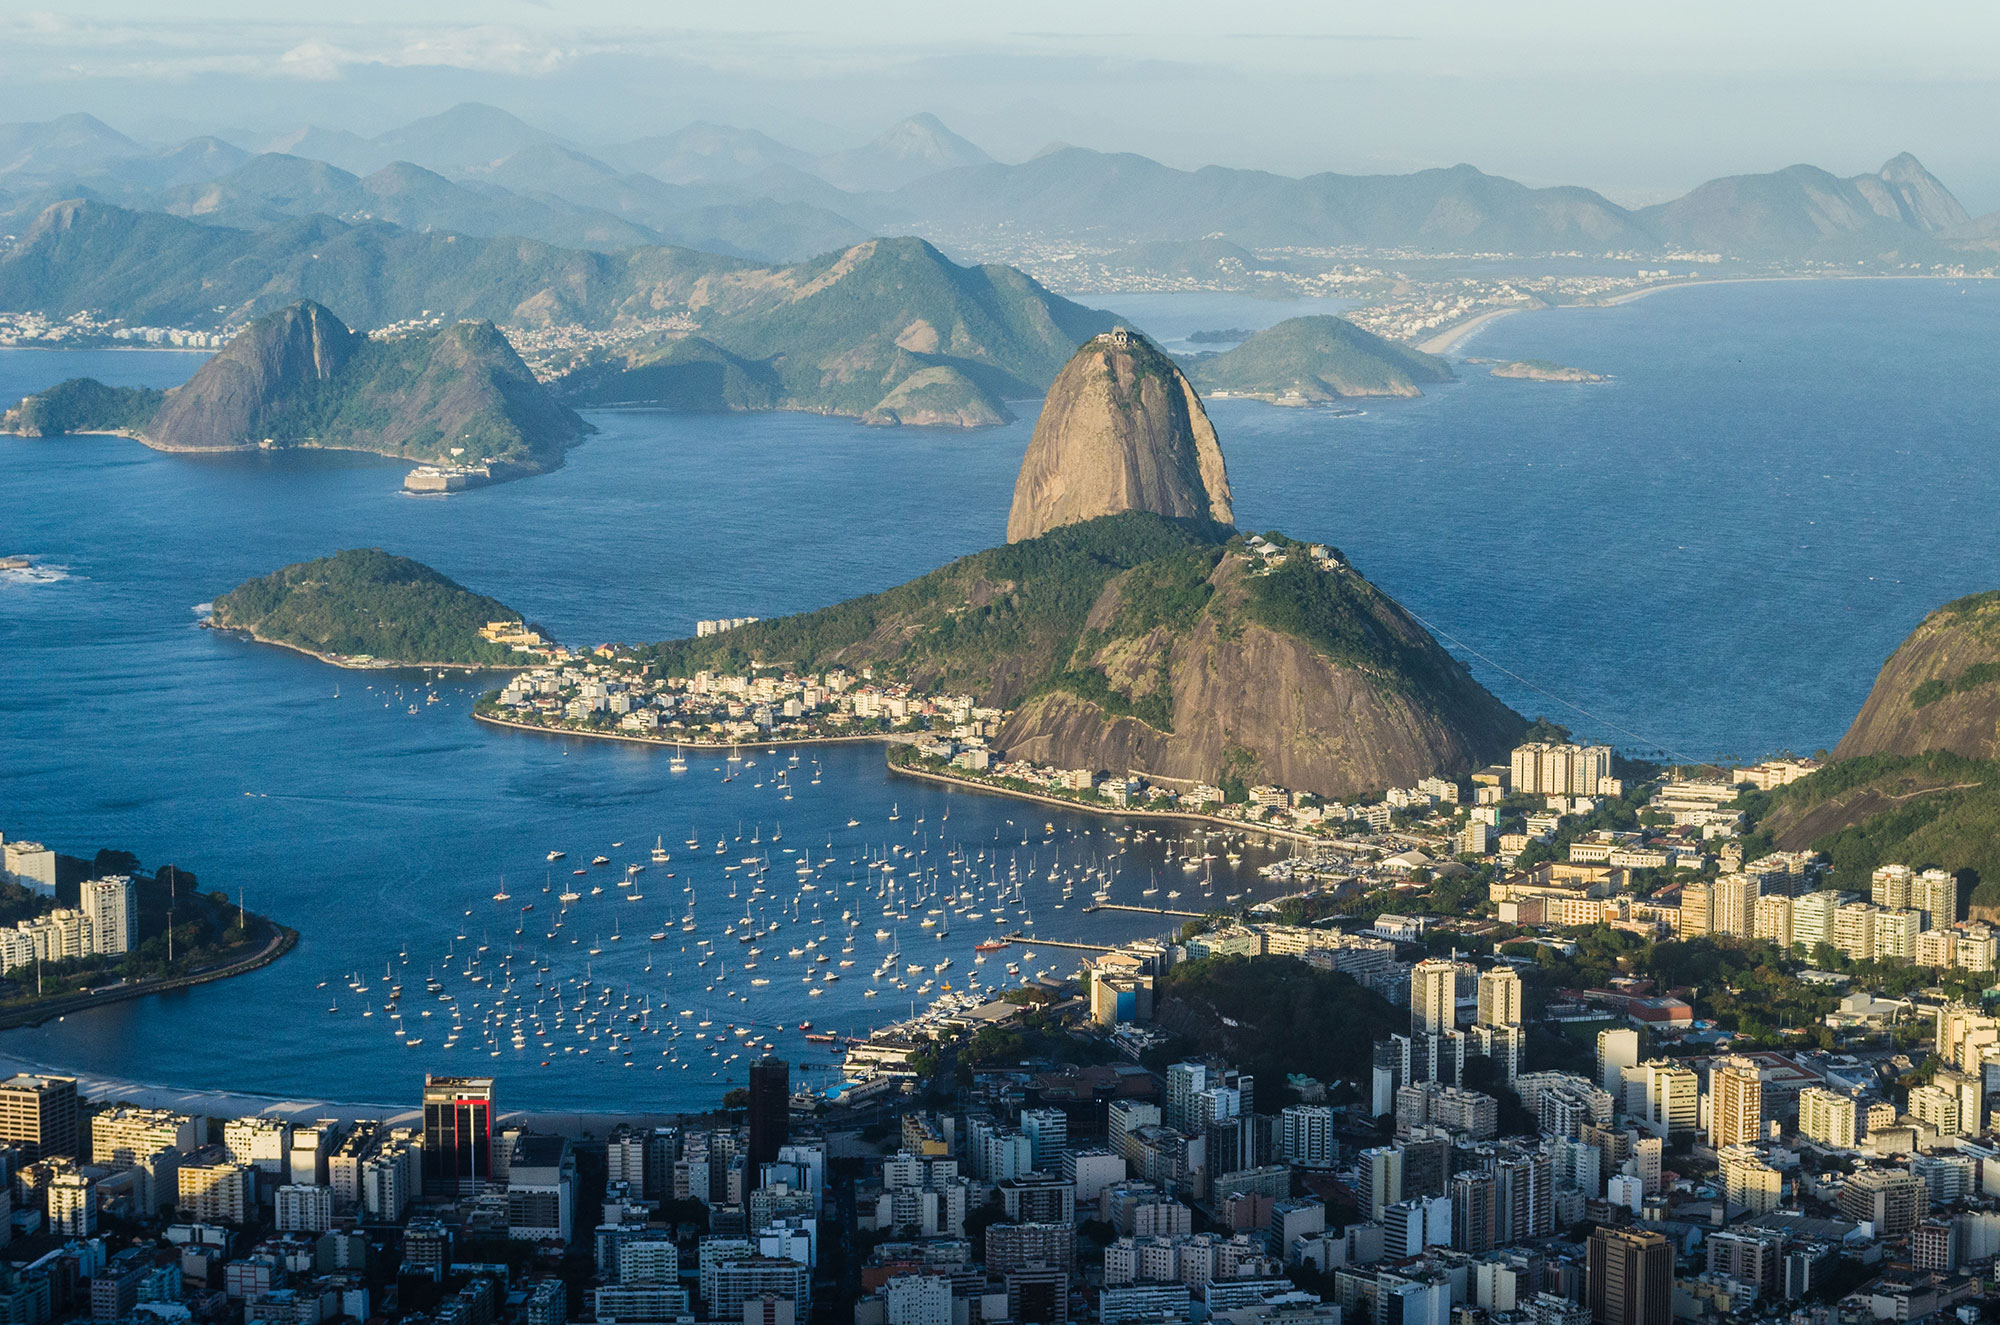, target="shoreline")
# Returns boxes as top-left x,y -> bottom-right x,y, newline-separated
0,344 -> 211,354
0,916 -> 297,1033
1415,307 -> 1523,356
472,708 -> 923,751
885,757 -> 1324,847
1412,271 -> 2000,356
205,622 -> 529,674
0,1039 -> 746,1133
475,711 -> 1324,847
